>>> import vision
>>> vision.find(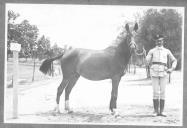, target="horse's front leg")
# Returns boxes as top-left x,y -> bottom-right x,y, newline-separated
110,75 -> 121,115
134,64 -> 136,74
